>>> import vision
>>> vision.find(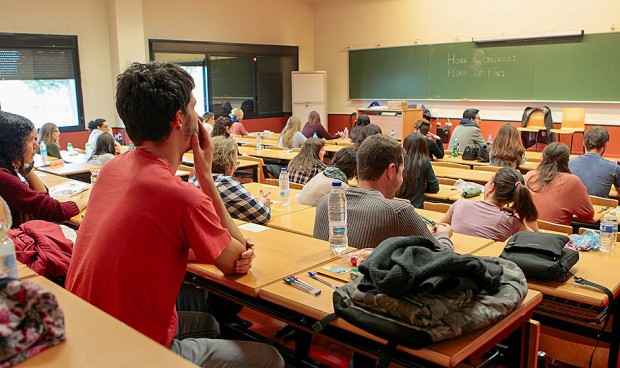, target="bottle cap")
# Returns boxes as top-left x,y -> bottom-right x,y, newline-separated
331,181 -> 342,187
280,167 -> 287,172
